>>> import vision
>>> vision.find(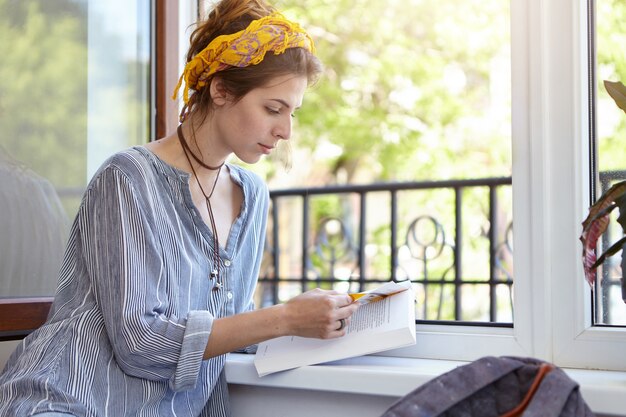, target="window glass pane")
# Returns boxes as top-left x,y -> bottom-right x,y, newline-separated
593,0 -> 626,325
0,0 -> 151,298
242,0 -> 513,325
